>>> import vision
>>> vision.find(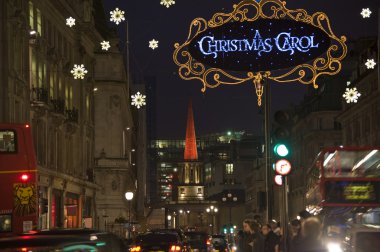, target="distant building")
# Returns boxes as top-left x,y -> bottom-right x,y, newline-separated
147,101 -> 262,230
337,38 -> 379,146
